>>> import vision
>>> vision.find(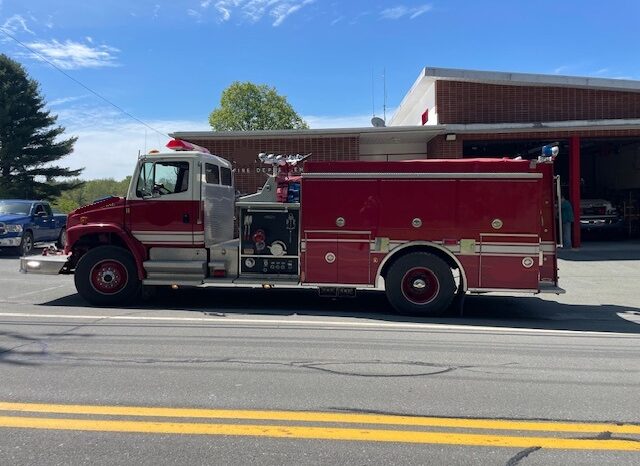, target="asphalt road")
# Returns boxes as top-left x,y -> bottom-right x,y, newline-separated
0,245 -> 639,465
